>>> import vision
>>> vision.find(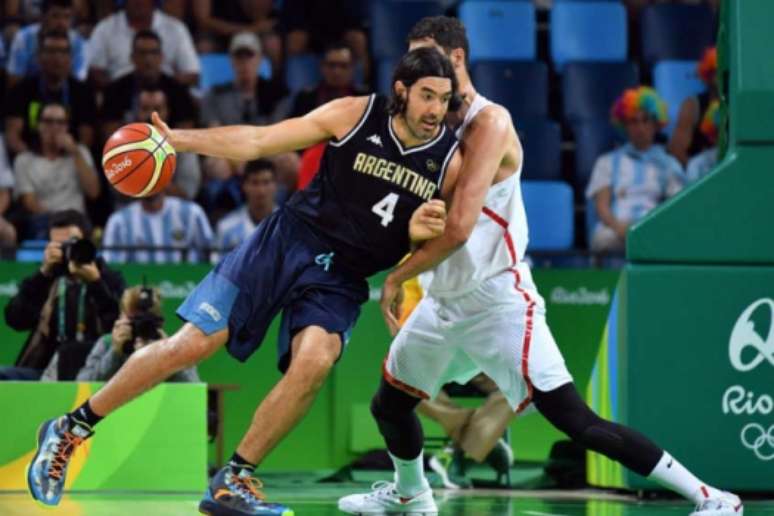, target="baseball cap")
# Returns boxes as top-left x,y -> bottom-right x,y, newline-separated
229,32 -> 261,55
